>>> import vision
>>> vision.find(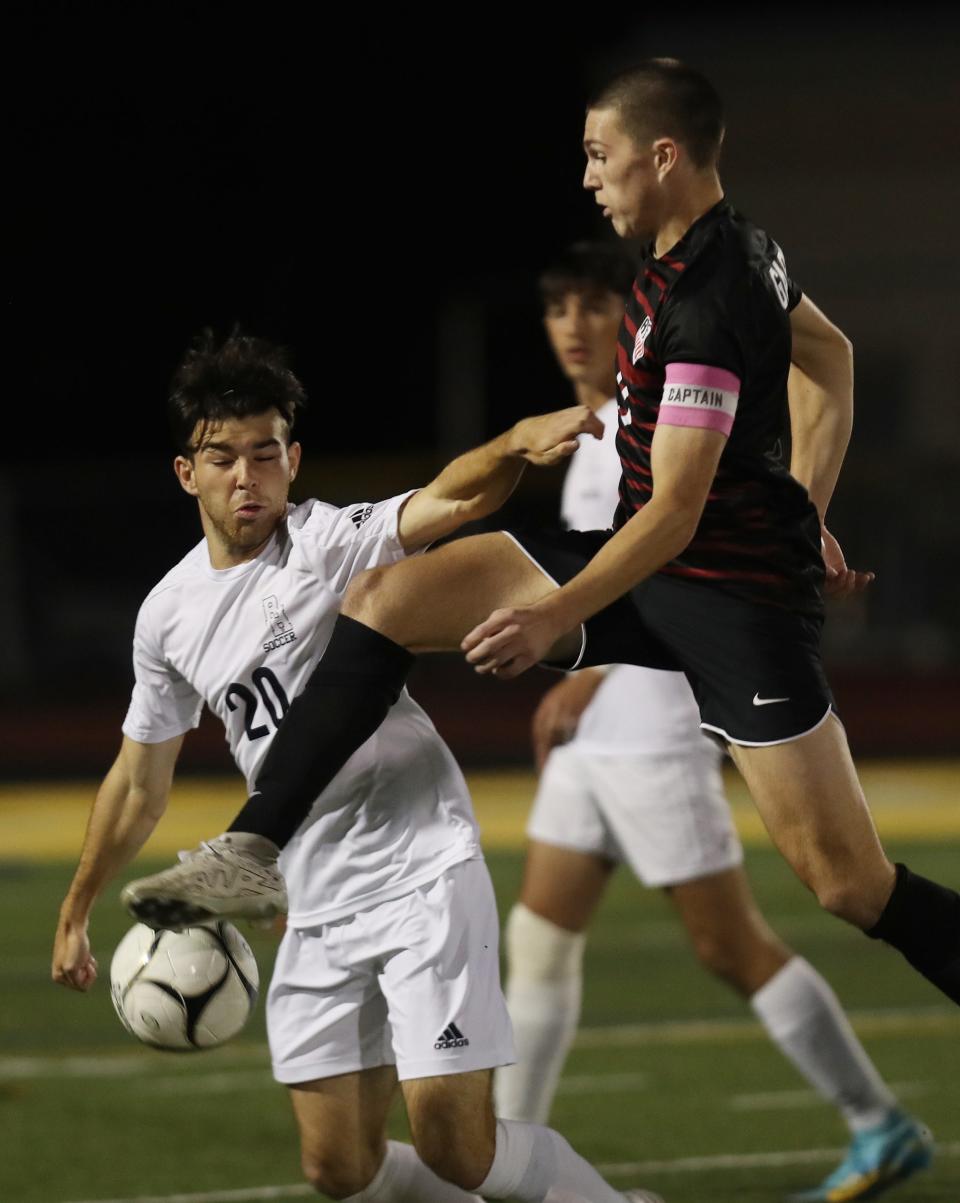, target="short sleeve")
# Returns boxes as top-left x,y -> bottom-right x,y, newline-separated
122,604 -> 203,744
655,286 -> 745,438
657,286 -> 746,381
290,491 -> 418,592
